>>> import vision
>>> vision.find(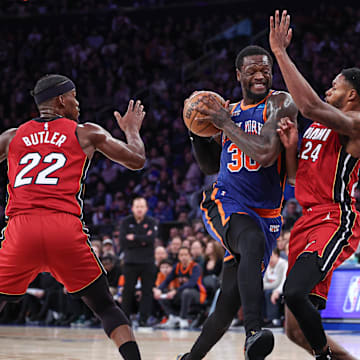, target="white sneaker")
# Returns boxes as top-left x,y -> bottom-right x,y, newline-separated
158,314 -> 180,329
179,318 -> 189,329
